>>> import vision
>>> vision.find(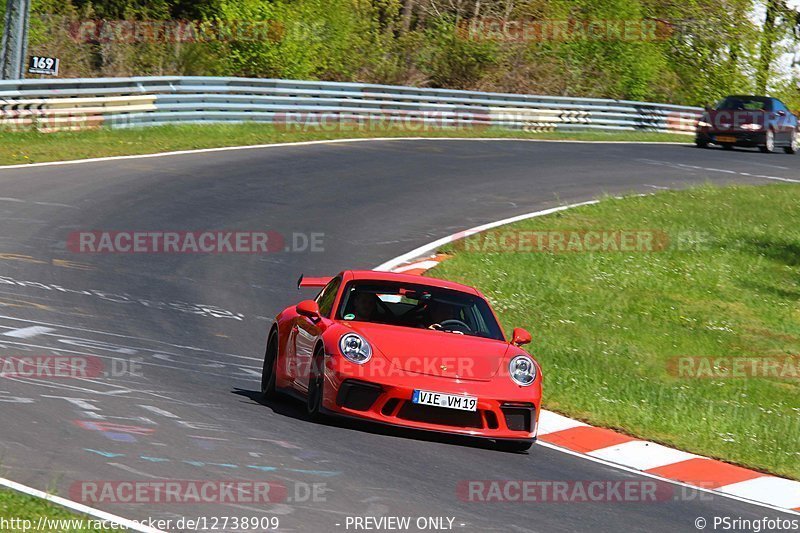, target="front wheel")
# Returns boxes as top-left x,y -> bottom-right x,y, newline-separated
261,330 -> 278,399
760,129 -> 775,153
306,348 -> 326,420
695,140 -> 708,148
494,439 -> 533,453
784,131 -> 798,154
